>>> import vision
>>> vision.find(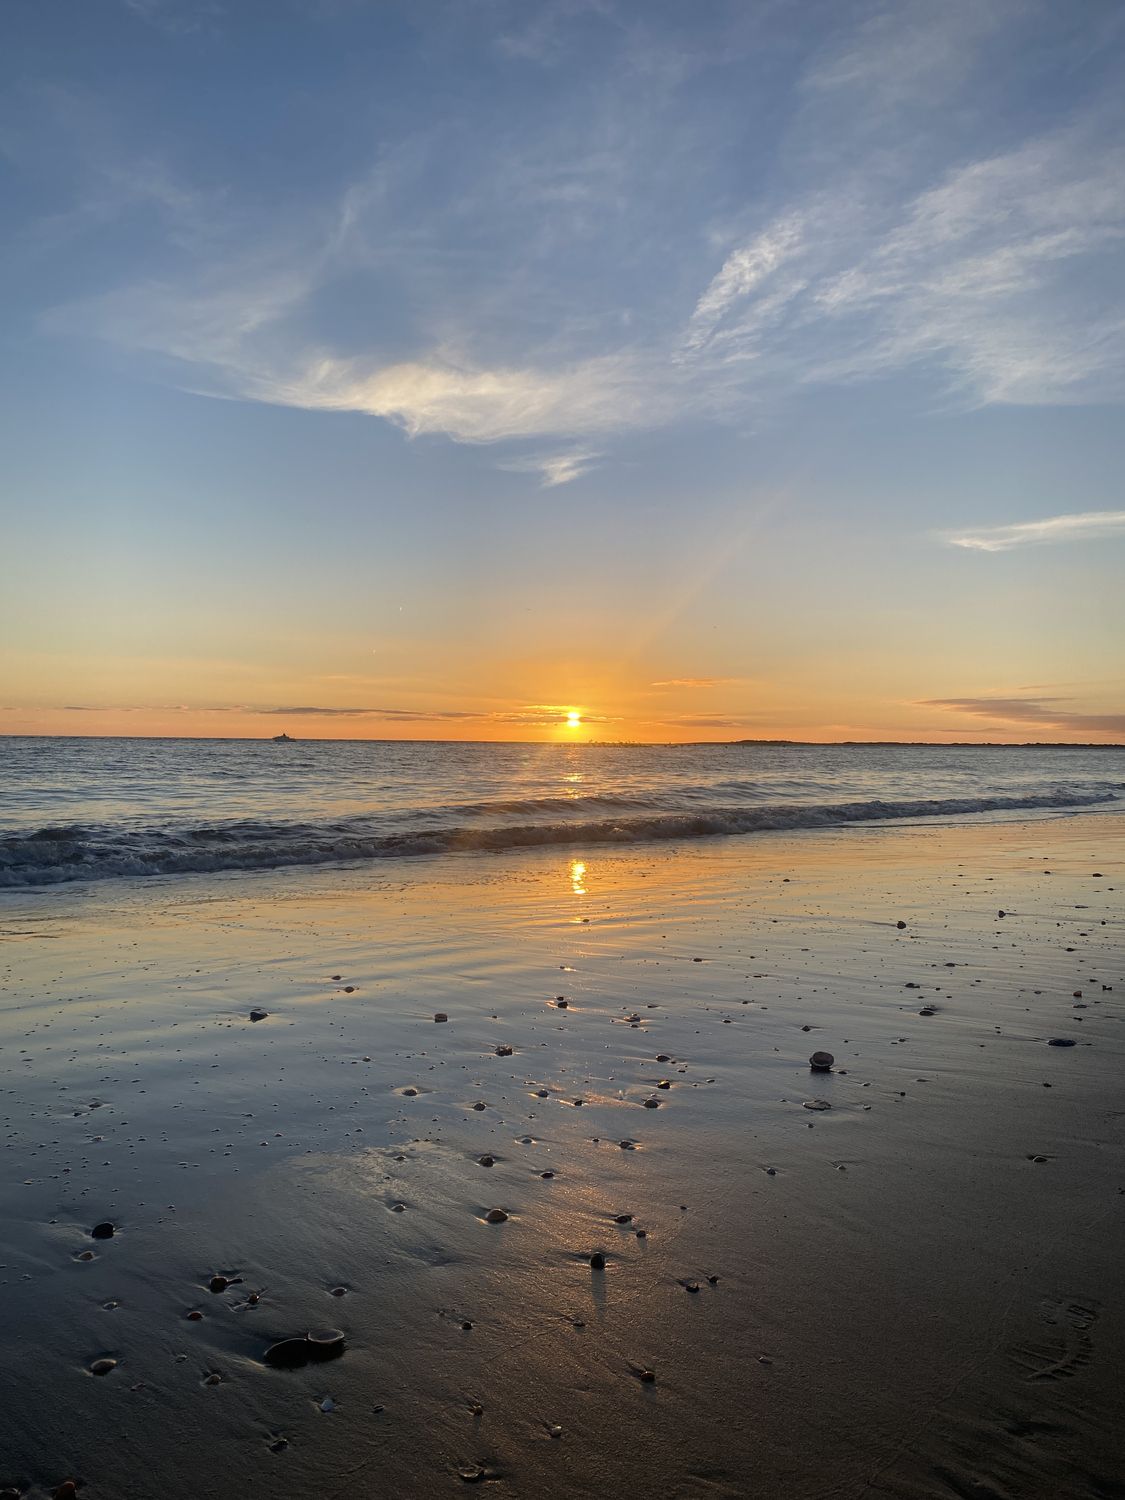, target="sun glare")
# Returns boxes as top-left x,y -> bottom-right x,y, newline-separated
566,710 -> 582,727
